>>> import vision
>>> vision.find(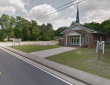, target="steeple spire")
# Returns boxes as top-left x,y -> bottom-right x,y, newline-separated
76,5 -> 79,23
